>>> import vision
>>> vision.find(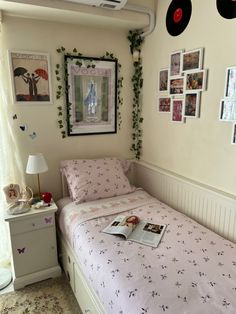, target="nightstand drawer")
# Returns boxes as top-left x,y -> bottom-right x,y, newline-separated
10,214 -> 55,235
